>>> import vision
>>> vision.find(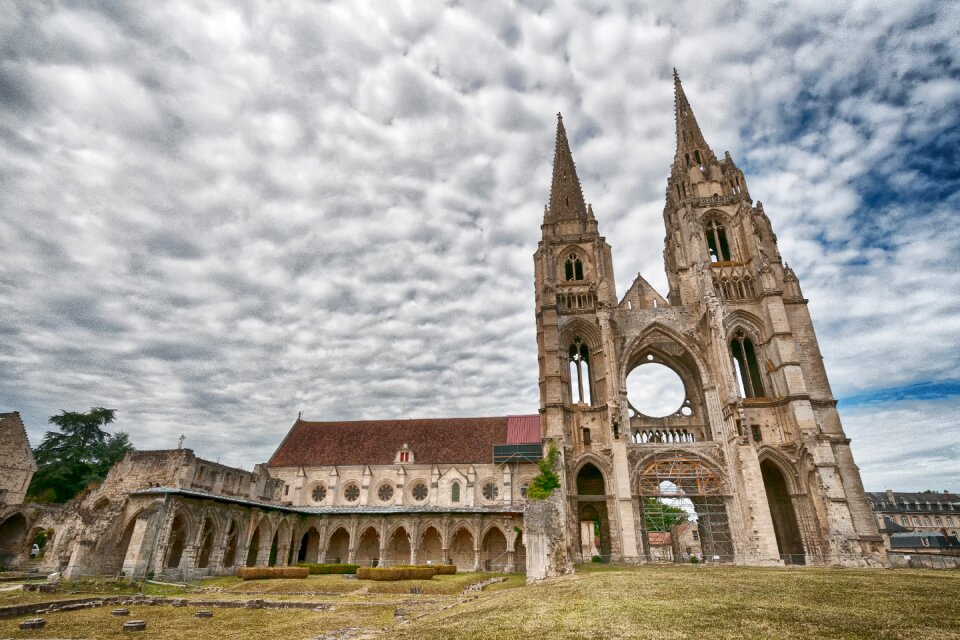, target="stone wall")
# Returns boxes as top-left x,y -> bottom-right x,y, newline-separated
523,489 -> 573,583
0,413 -> 36,507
